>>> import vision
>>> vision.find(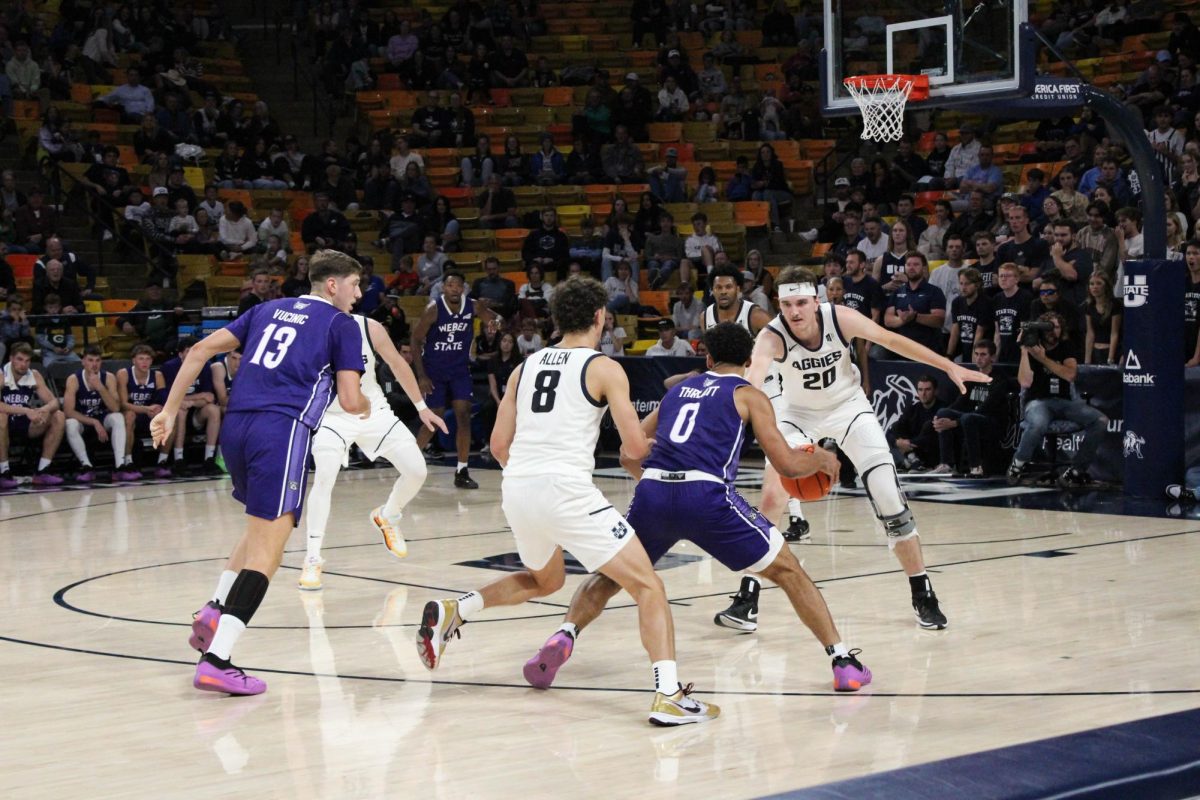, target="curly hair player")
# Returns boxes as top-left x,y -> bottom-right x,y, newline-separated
415,276 -> 718,726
